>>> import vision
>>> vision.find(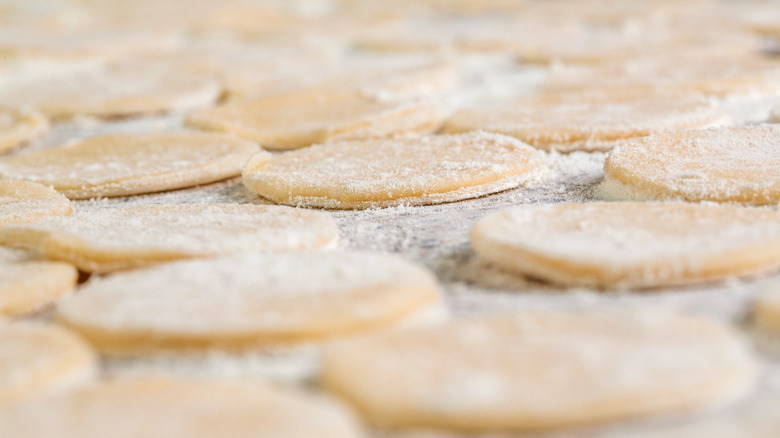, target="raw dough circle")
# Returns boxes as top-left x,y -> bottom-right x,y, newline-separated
444,94 -> 725,152
242,132 -> 545,209
56,251 -> 441,354
0,180 -> 72,227
601,125 -> 780,205
0,204 -> 339,273
321,311 -> 756,432
0,109 -> 48,155
0,375 -> 363,438
754,286 -> 780,332
0,322 -> 96,407
471,202 -> 780,289
0,133 -> 262,199
0,248 -> 76,316
186,89 -> 446,150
